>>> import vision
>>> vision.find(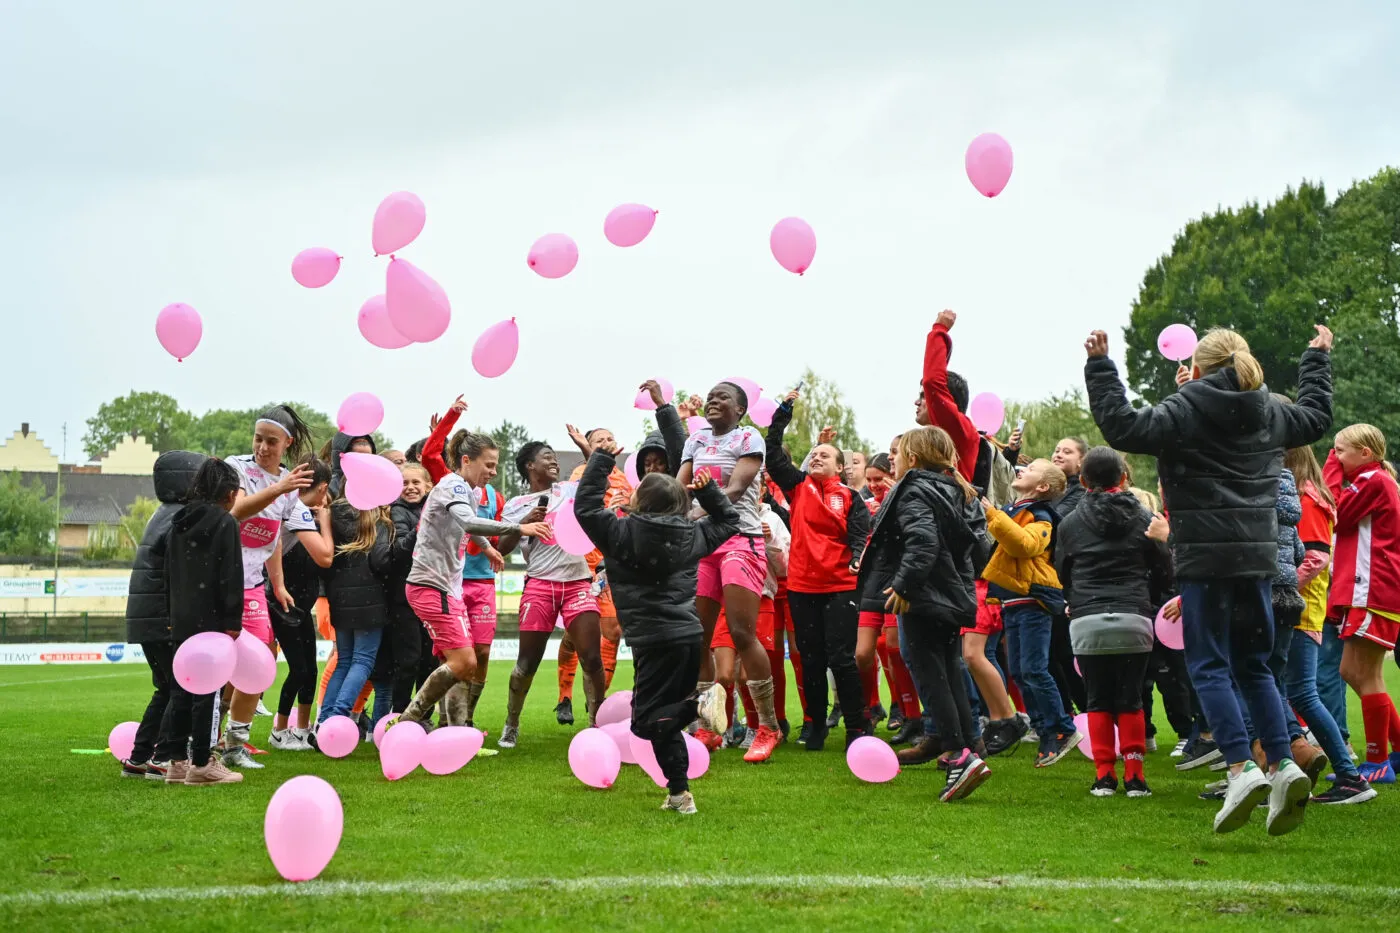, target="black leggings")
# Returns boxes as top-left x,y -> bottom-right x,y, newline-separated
168,674 -> 221,766
131,641 -> 180,764
900,613 -> 977,752
1050,613 -> 1086,714
380,604 -> 424,713
1078,653 -> 1151,714
631,637 -> 704,795
787,591 -> 865,731
269,600 -> 319,716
